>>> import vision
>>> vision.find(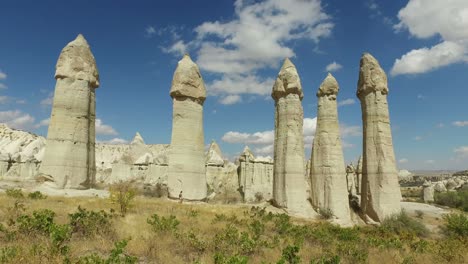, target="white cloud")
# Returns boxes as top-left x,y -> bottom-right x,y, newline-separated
437,123 -> 445,128
399,158 -> 409,163
325,61 -> 342,72
340,125 -> 361,137
414,136 -> 422,141
338,98 -> 355,107
95,119 -> 118,136
391,0 -> 468,75
165,0 -> 333,101
453,121 -> 468,127
37,118 -> 50,127
222,130 -> 274,145
0,84 -> 7,90
0,96 -> 10,104
219,95 -> 242,105
145,26 -> 156,37
454,146 -> 468,160
16,99 -> 26,104
98,138 -> 128,144
40,93 -> 53,106
0,70 -> 6,80
425,159 -> 435,164
0,110 -> 36,130
162,40 -> 187,56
